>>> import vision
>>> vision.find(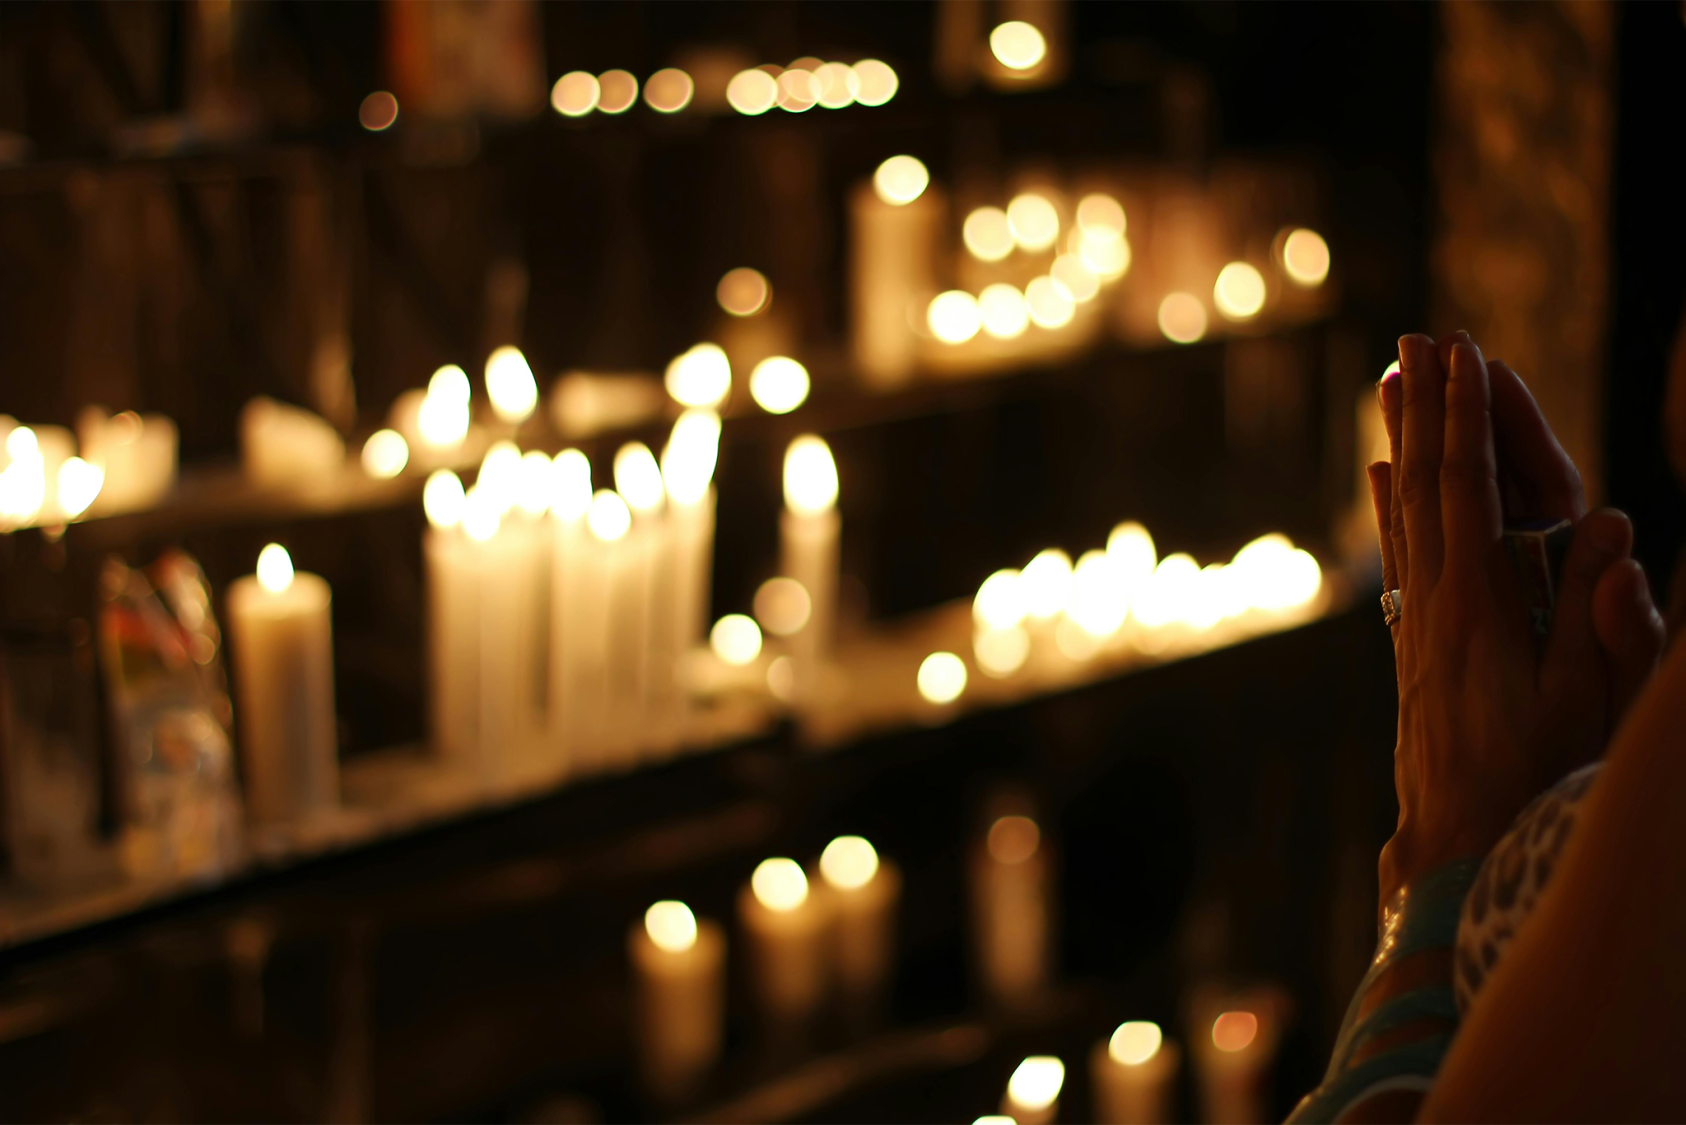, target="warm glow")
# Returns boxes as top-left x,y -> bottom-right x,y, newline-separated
974,1118 -> 1016,1125
661,410 -> 721,505
1076,193 -> 1126,234
990,21 -> 1048,71
551,71 -> 600,117
1282,228 -> 1330,286
1213,1011 -> 1259,1053
423,469 -> 466,528
1133,553 -> 1201,628
587,489 -> 631,542
597,70 -> 639,113
1067,548 -> 1129,638
750,356 -> 811,414
1214,262 -> 1267,320
6,425 -> 38,460
665,344 -> 732,409
766,655 -> 795,702
644,68 -> 694,113
1007,1056 -> 1065,1110
1050,254 -> 1099,303
711,614 -> 763,666
783,435 -> 838,515
359,91 -> 399,131
613,442 -> 665,514
726,68 -> 779,115
852,59 -> 898,106
549,449 -> 593,520
776,68 -> 819,112
1079,228 -> 1131,280
56,457 -> 103,518
917,651 -> 968,704
485,346 -> 538,424
1107,521 -> 1158,586
754,576 -> 812,637
462,486 -> 501,542
873,155 -> 929,206
1021,548 -> 1073,619
974,568 -> 1027,631
256,543 -> 294,593
1158,292 -> 1208,344
988,815 -> 1040,864
974,625 -> 1031,678
928,290 -> 982,344
477,441 -> 522,514
644,901 -> 698,954
419,365 -> 471,448
979,284 -> 1030,339
751,857 -> 809,912
718,267 -> 771,317
0,446 -> 45,525
361,429 -> 409,479
963,207 -> 1015,262
1025,276 -> 1075,329
1007,192 -> 1060,252
1230,534 -> 1322,611
814,62 -> 858,109
1110,1021 -> 1163,1066
819,836 -> 880,890
429,364 -> 471,402
515,450 -> 551,516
